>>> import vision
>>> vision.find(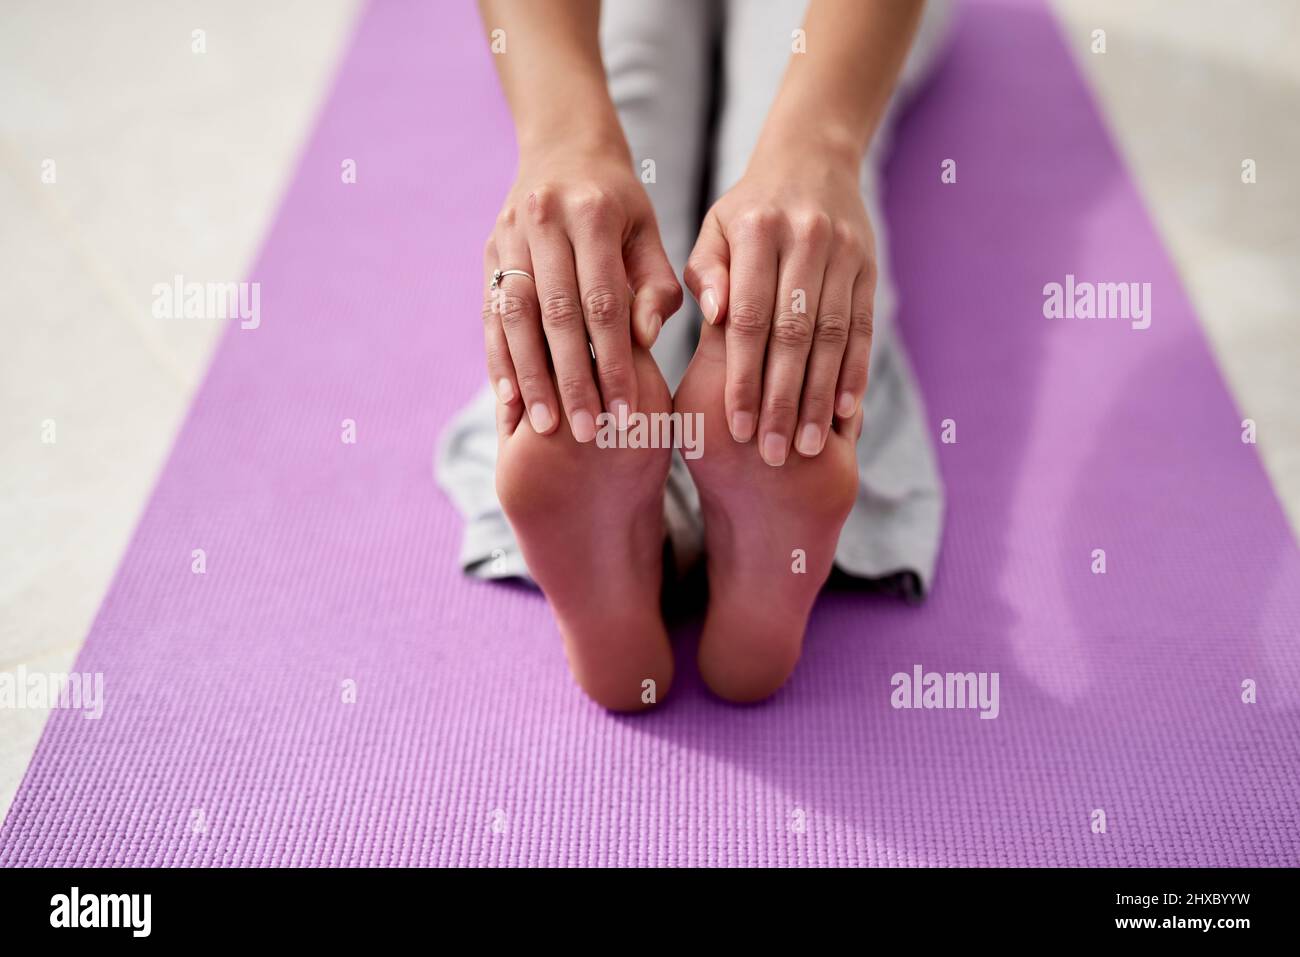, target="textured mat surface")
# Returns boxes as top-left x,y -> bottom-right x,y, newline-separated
3,0 -> 1298,866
